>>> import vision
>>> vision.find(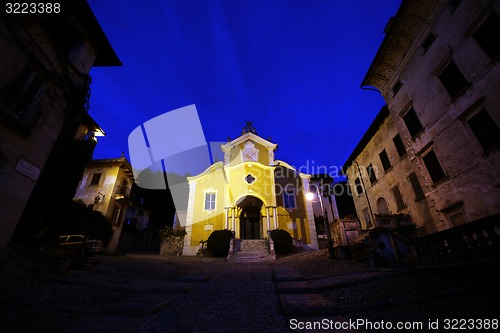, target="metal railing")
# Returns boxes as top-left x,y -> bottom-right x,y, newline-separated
291,237 -> 302,249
